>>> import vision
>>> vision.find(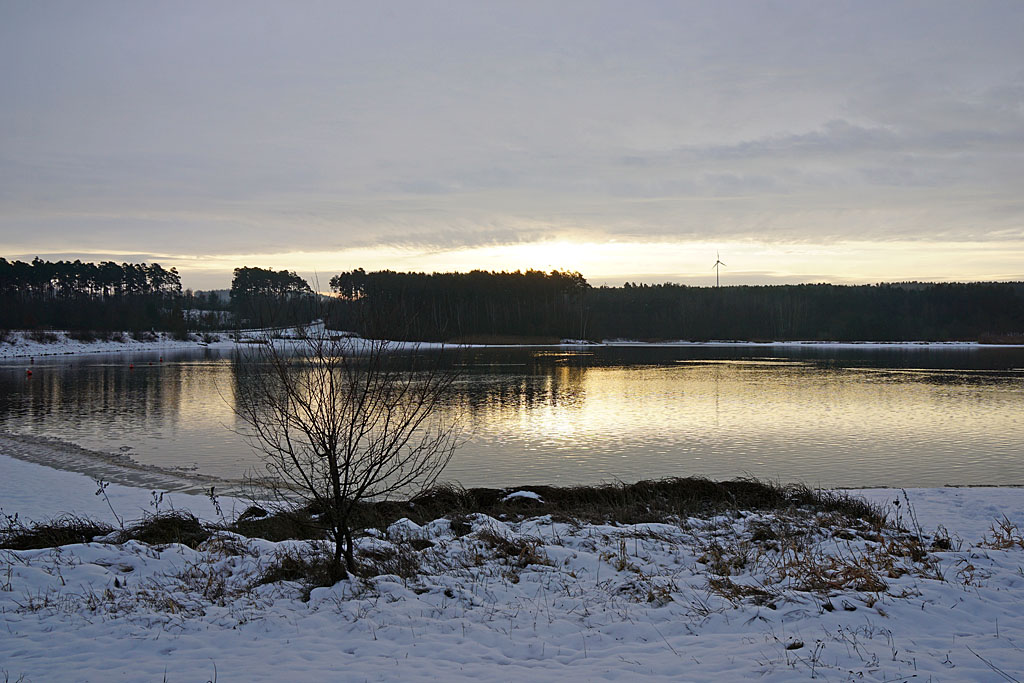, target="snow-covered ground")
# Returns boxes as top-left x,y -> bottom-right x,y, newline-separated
2,450 -> 1024,682
0,329 -> 236,360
